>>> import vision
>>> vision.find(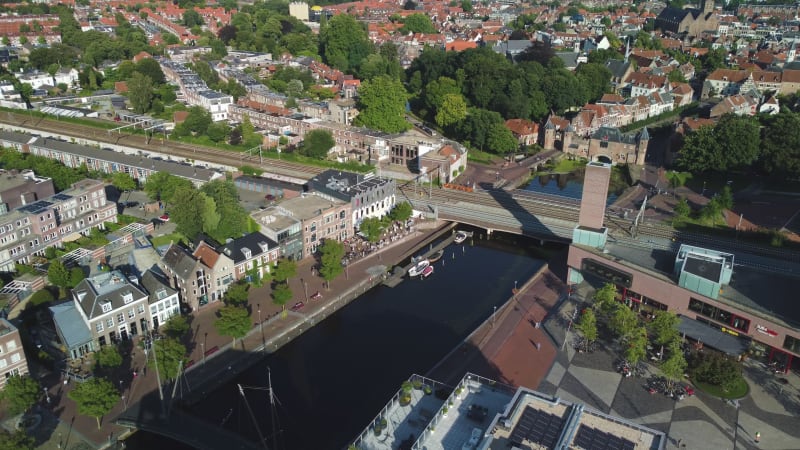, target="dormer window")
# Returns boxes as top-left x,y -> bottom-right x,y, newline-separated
101,302 -> 112,313
242,247 -> 252,259
123,293 -> 134,304
258,242 -> 269,253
